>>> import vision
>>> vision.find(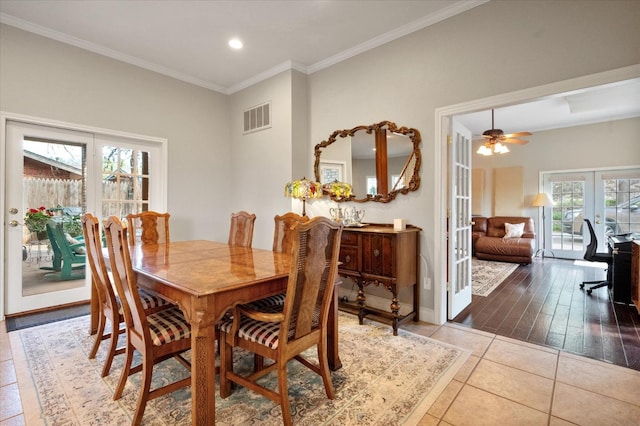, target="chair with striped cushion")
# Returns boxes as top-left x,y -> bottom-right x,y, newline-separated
104,216 -> 191,425
228,211 -> 256,247
219,217 -> 342,426
126,211 -> 170,245
81,213 -> 170,379
244,212 -> 309,311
